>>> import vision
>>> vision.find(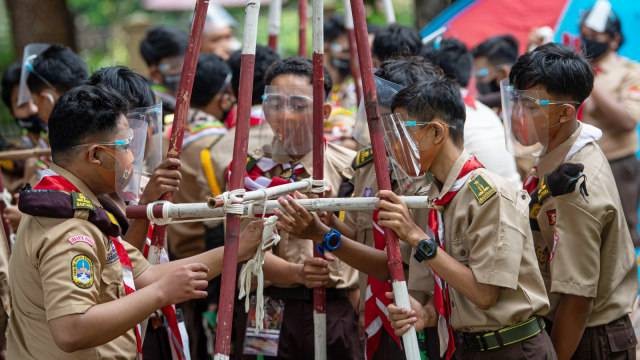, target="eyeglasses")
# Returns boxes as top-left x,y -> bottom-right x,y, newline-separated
262,94 -> 313,113
404,119 -> 457,130
511,92 -> 580,107
76,128 -> 134,151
